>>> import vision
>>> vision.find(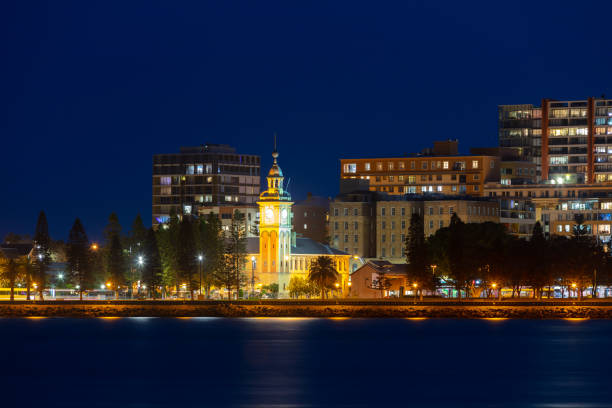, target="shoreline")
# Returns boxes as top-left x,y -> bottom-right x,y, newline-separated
2,301 -> 612,318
